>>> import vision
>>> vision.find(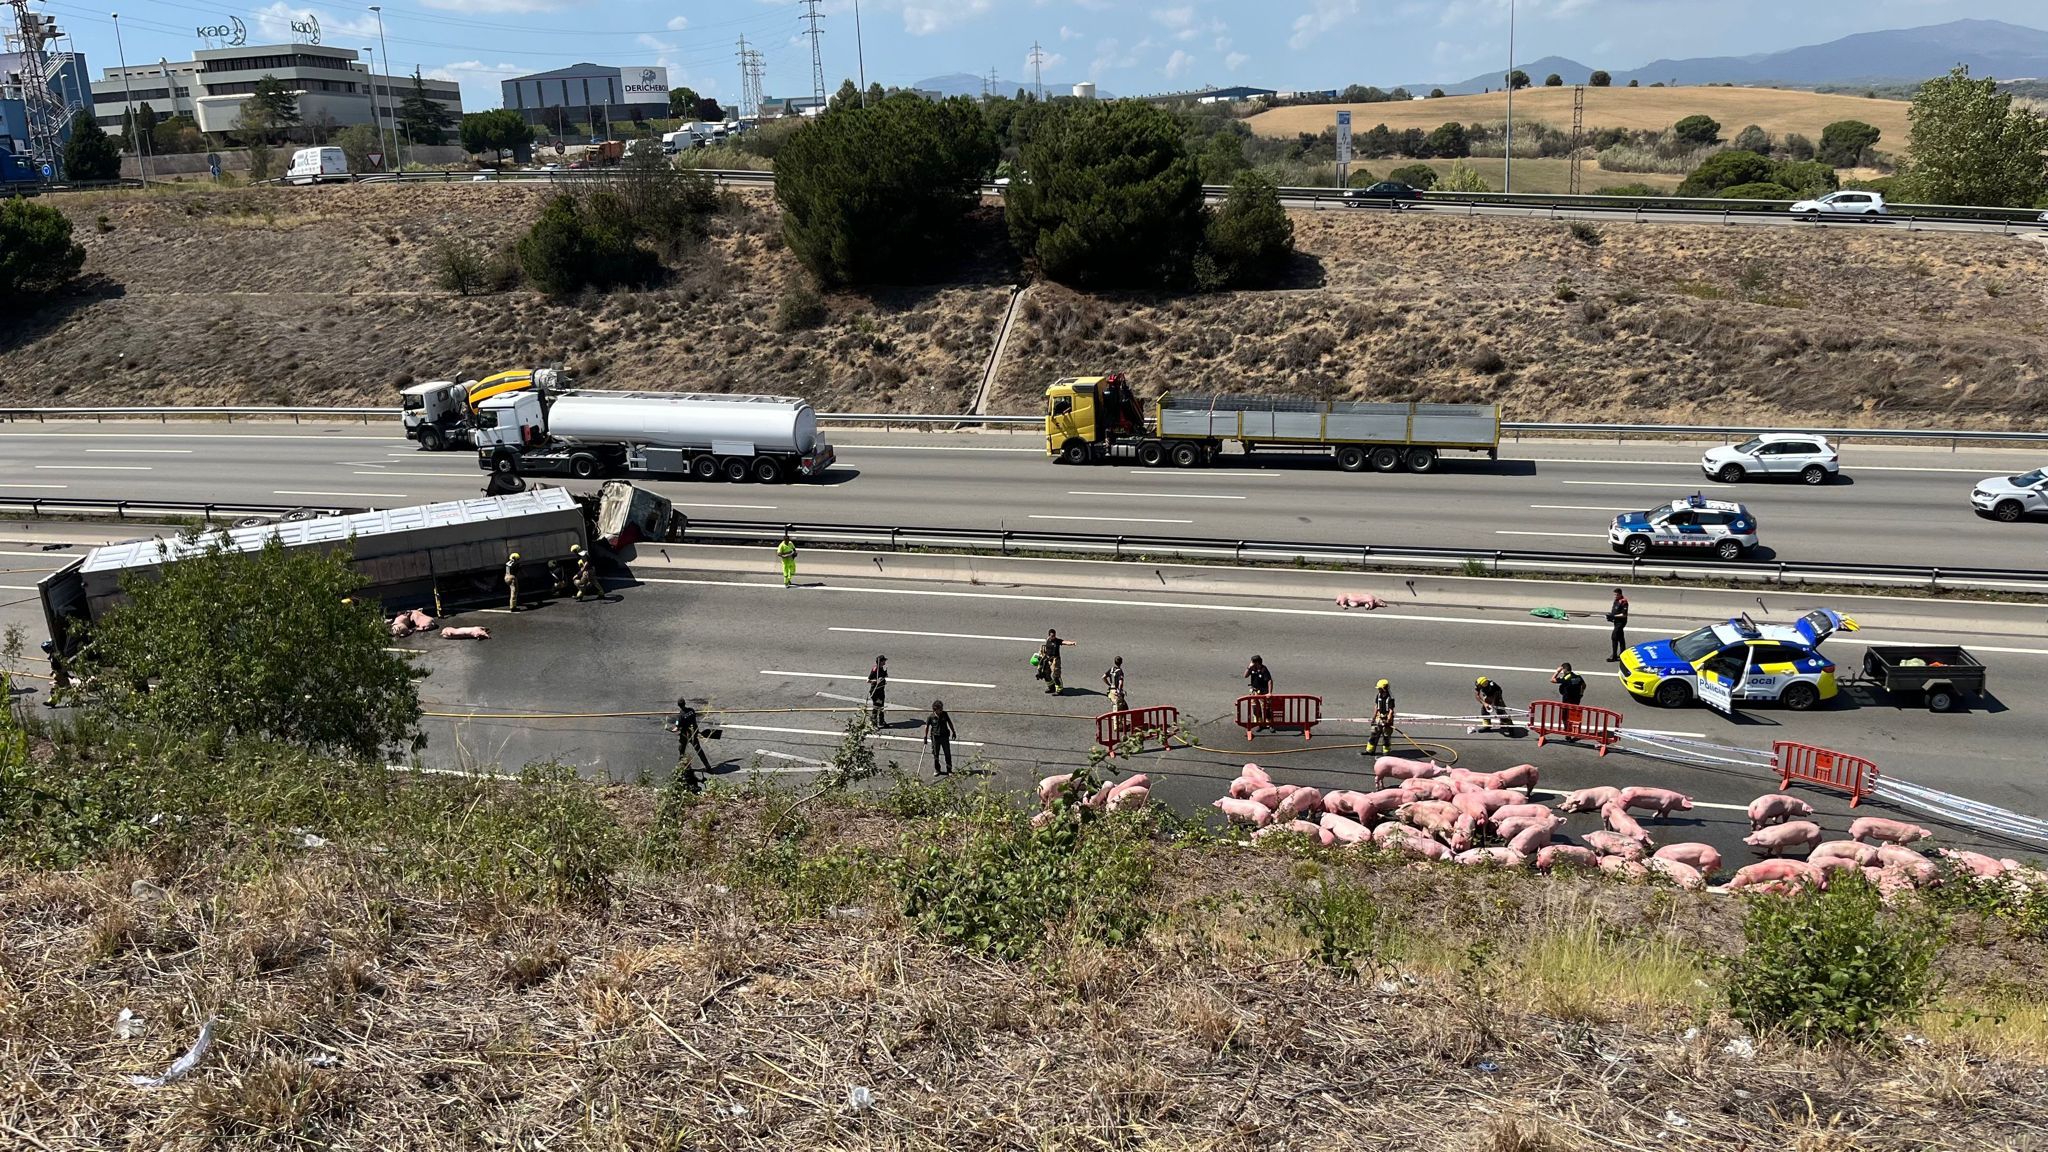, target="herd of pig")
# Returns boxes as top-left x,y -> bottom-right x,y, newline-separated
1179,756 -> 2027,897
389,611 -> 491,642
